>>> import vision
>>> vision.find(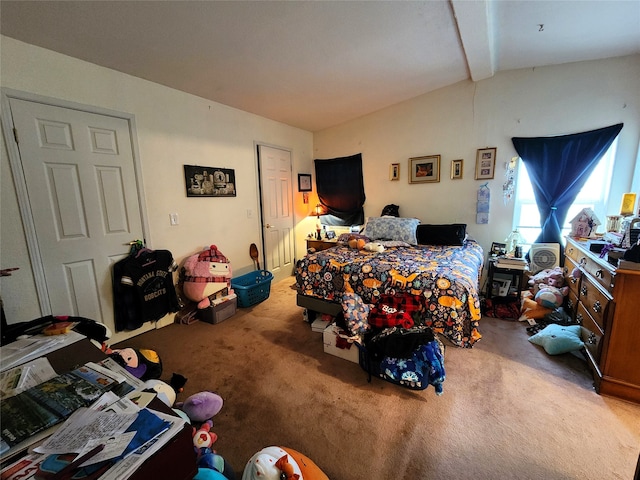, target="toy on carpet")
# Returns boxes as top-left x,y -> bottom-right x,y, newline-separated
108,347 -> 162,381
242,446 -> 329,480
182,245 -> 233,309
194,467 -> 231,480
175,391 -> 224,423
193,420 -> 217,450
534,284 -> 568,309
170,372 -> 188,393
143,379 -> 176,407
528,266 -> 565,293
196,448 -> 235,479
518,297 -> 553,323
